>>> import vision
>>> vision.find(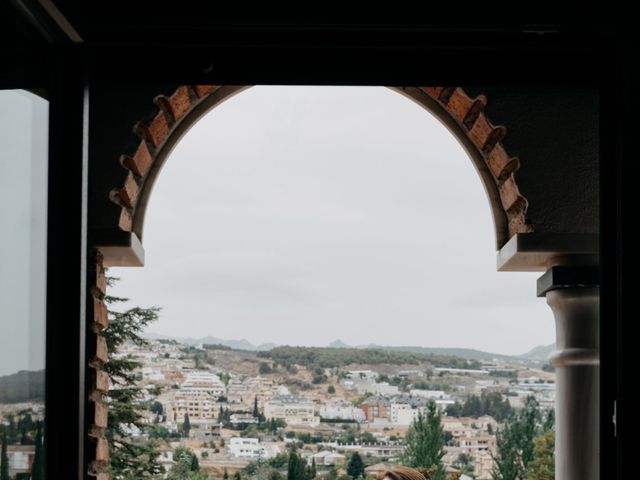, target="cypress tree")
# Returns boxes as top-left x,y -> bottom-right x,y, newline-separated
31,425 -> 44,480
1,433 -> 10,480
310,458 -> 317,478
183,413 -> 191,438
253,396 -> 259,417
